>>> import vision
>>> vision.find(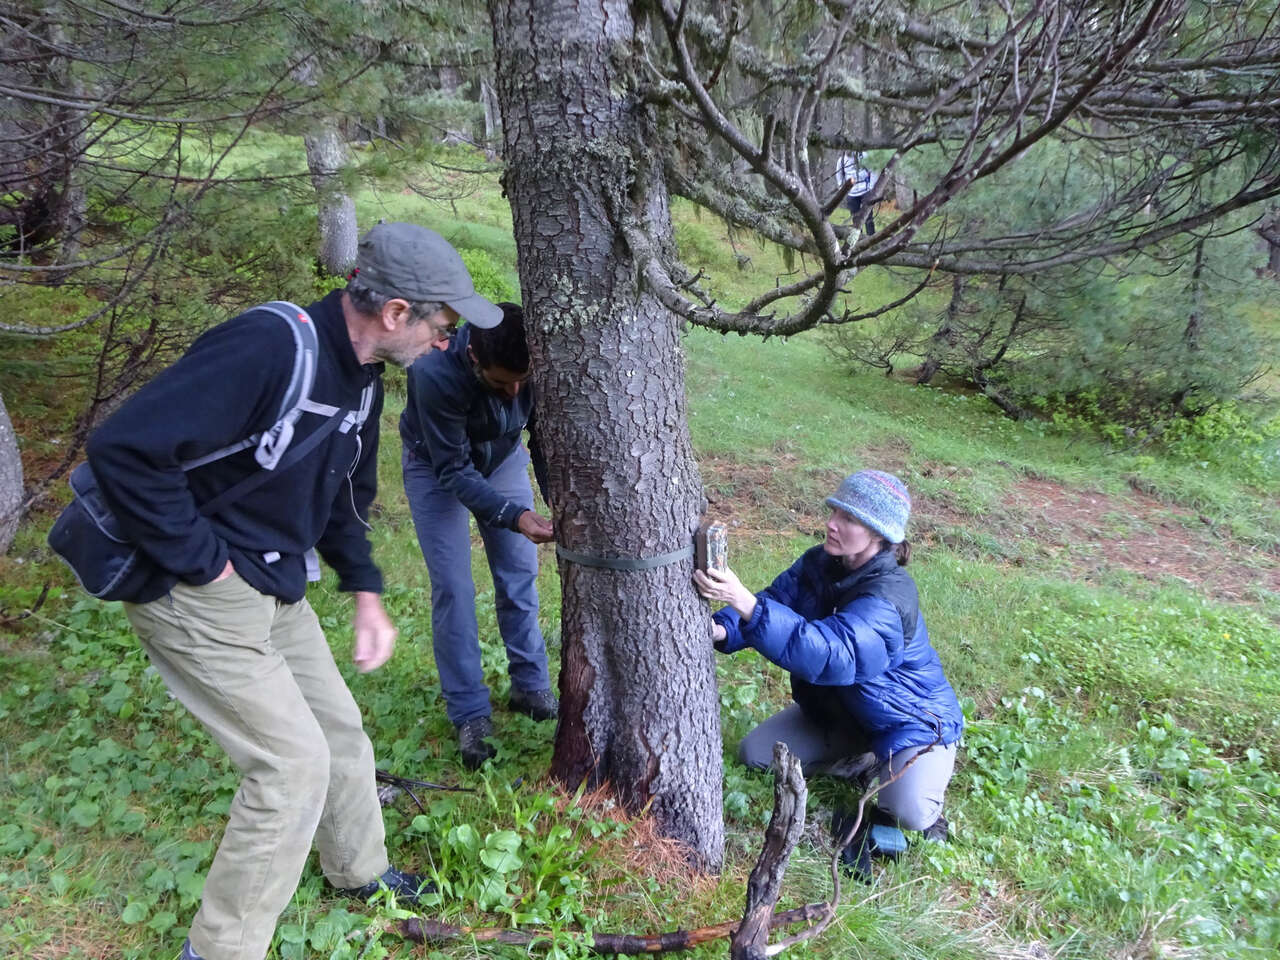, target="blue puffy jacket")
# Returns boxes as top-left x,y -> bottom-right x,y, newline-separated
715,546 -> 964,759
